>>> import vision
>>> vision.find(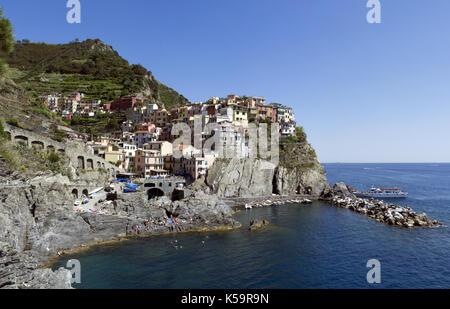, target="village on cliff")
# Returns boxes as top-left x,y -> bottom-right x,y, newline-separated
39,93 -> 298,180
